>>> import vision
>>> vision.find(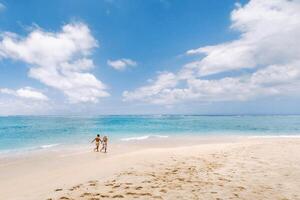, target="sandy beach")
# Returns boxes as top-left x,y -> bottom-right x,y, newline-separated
1,137 -> 300,200
2,0 -> 300,199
